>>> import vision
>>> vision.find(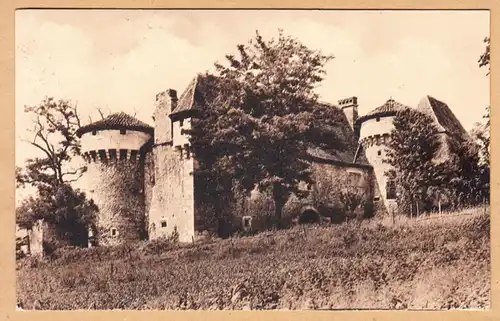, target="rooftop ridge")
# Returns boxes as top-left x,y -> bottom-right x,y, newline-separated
76,111 -> 153,137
